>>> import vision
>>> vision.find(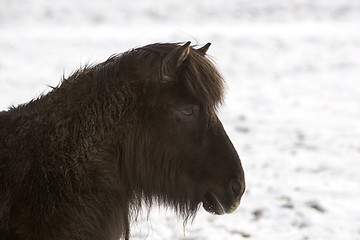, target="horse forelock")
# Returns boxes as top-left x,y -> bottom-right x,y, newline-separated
179,50 -> 225,111
138,43 -> 225,110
